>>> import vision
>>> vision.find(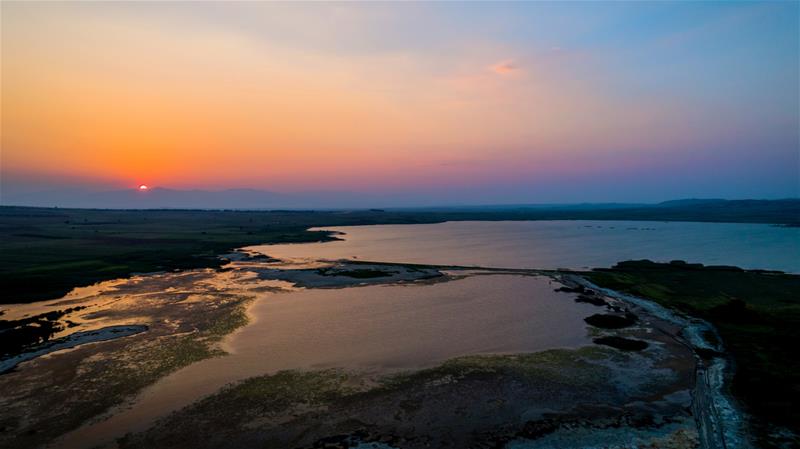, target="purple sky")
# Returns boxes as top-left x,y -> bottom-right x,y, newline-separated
2,2 -> 798,206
